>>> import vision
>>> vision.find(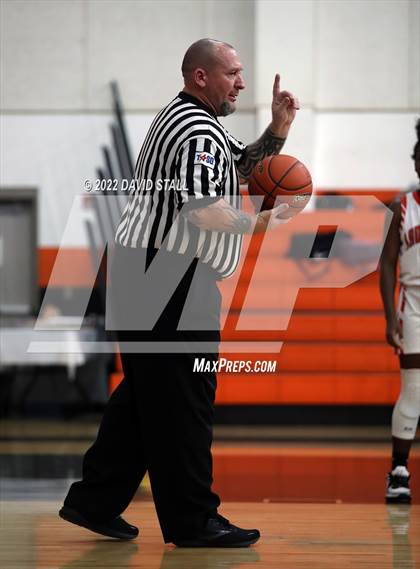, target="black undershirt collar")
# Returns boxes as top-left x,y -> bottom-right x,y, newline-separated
178,91 -> 217,118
